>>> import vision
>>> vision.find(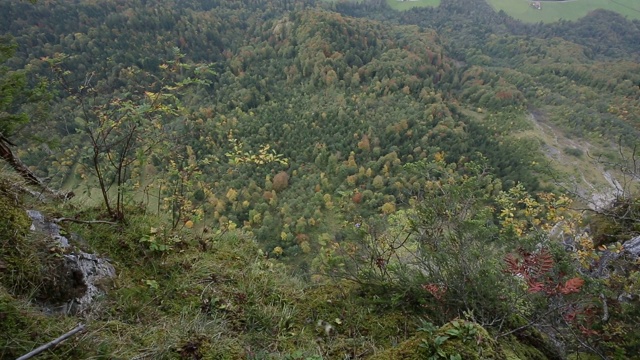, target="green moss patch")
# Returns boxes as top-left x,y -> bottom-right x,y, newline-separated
499,335 -> 549,360
0,183 -> 91,308
0,288 -> 85,359
0,187 -> 38,295
370,320 -> 506,360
